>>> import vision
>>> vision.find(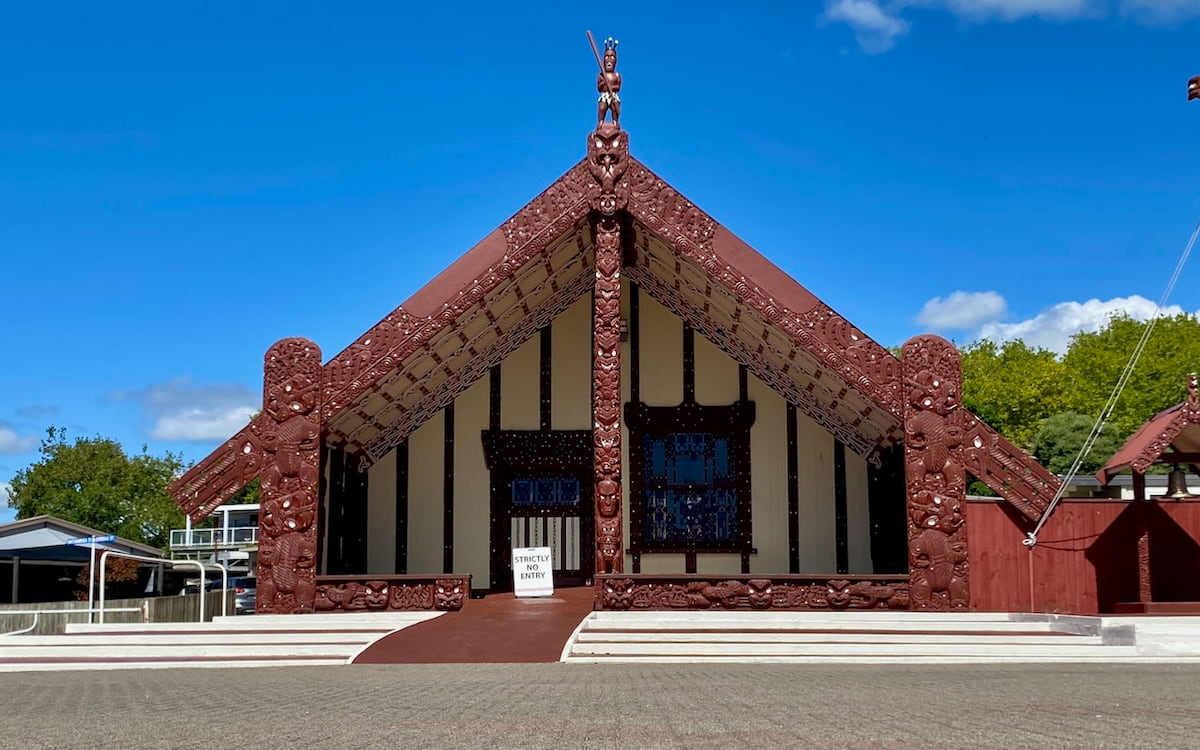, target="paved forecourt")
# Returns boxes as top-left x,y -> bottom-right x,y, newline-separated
0,663 -> 1198,749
